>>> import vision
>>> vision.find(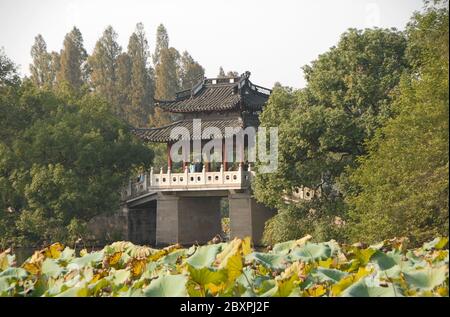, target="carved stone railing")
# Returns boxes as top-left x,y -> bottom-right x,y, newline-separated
123,164 -> 255,200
